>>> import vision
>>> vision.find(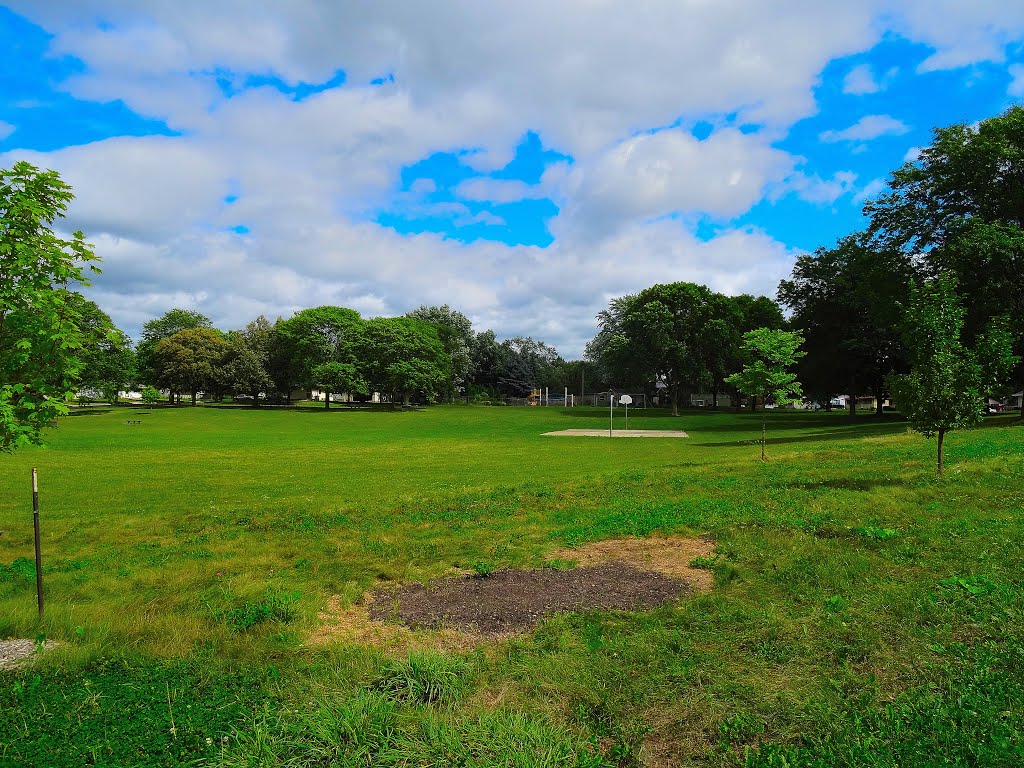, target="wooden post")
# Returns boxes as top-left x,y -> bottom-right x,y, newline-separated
32,468 -> 43,620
